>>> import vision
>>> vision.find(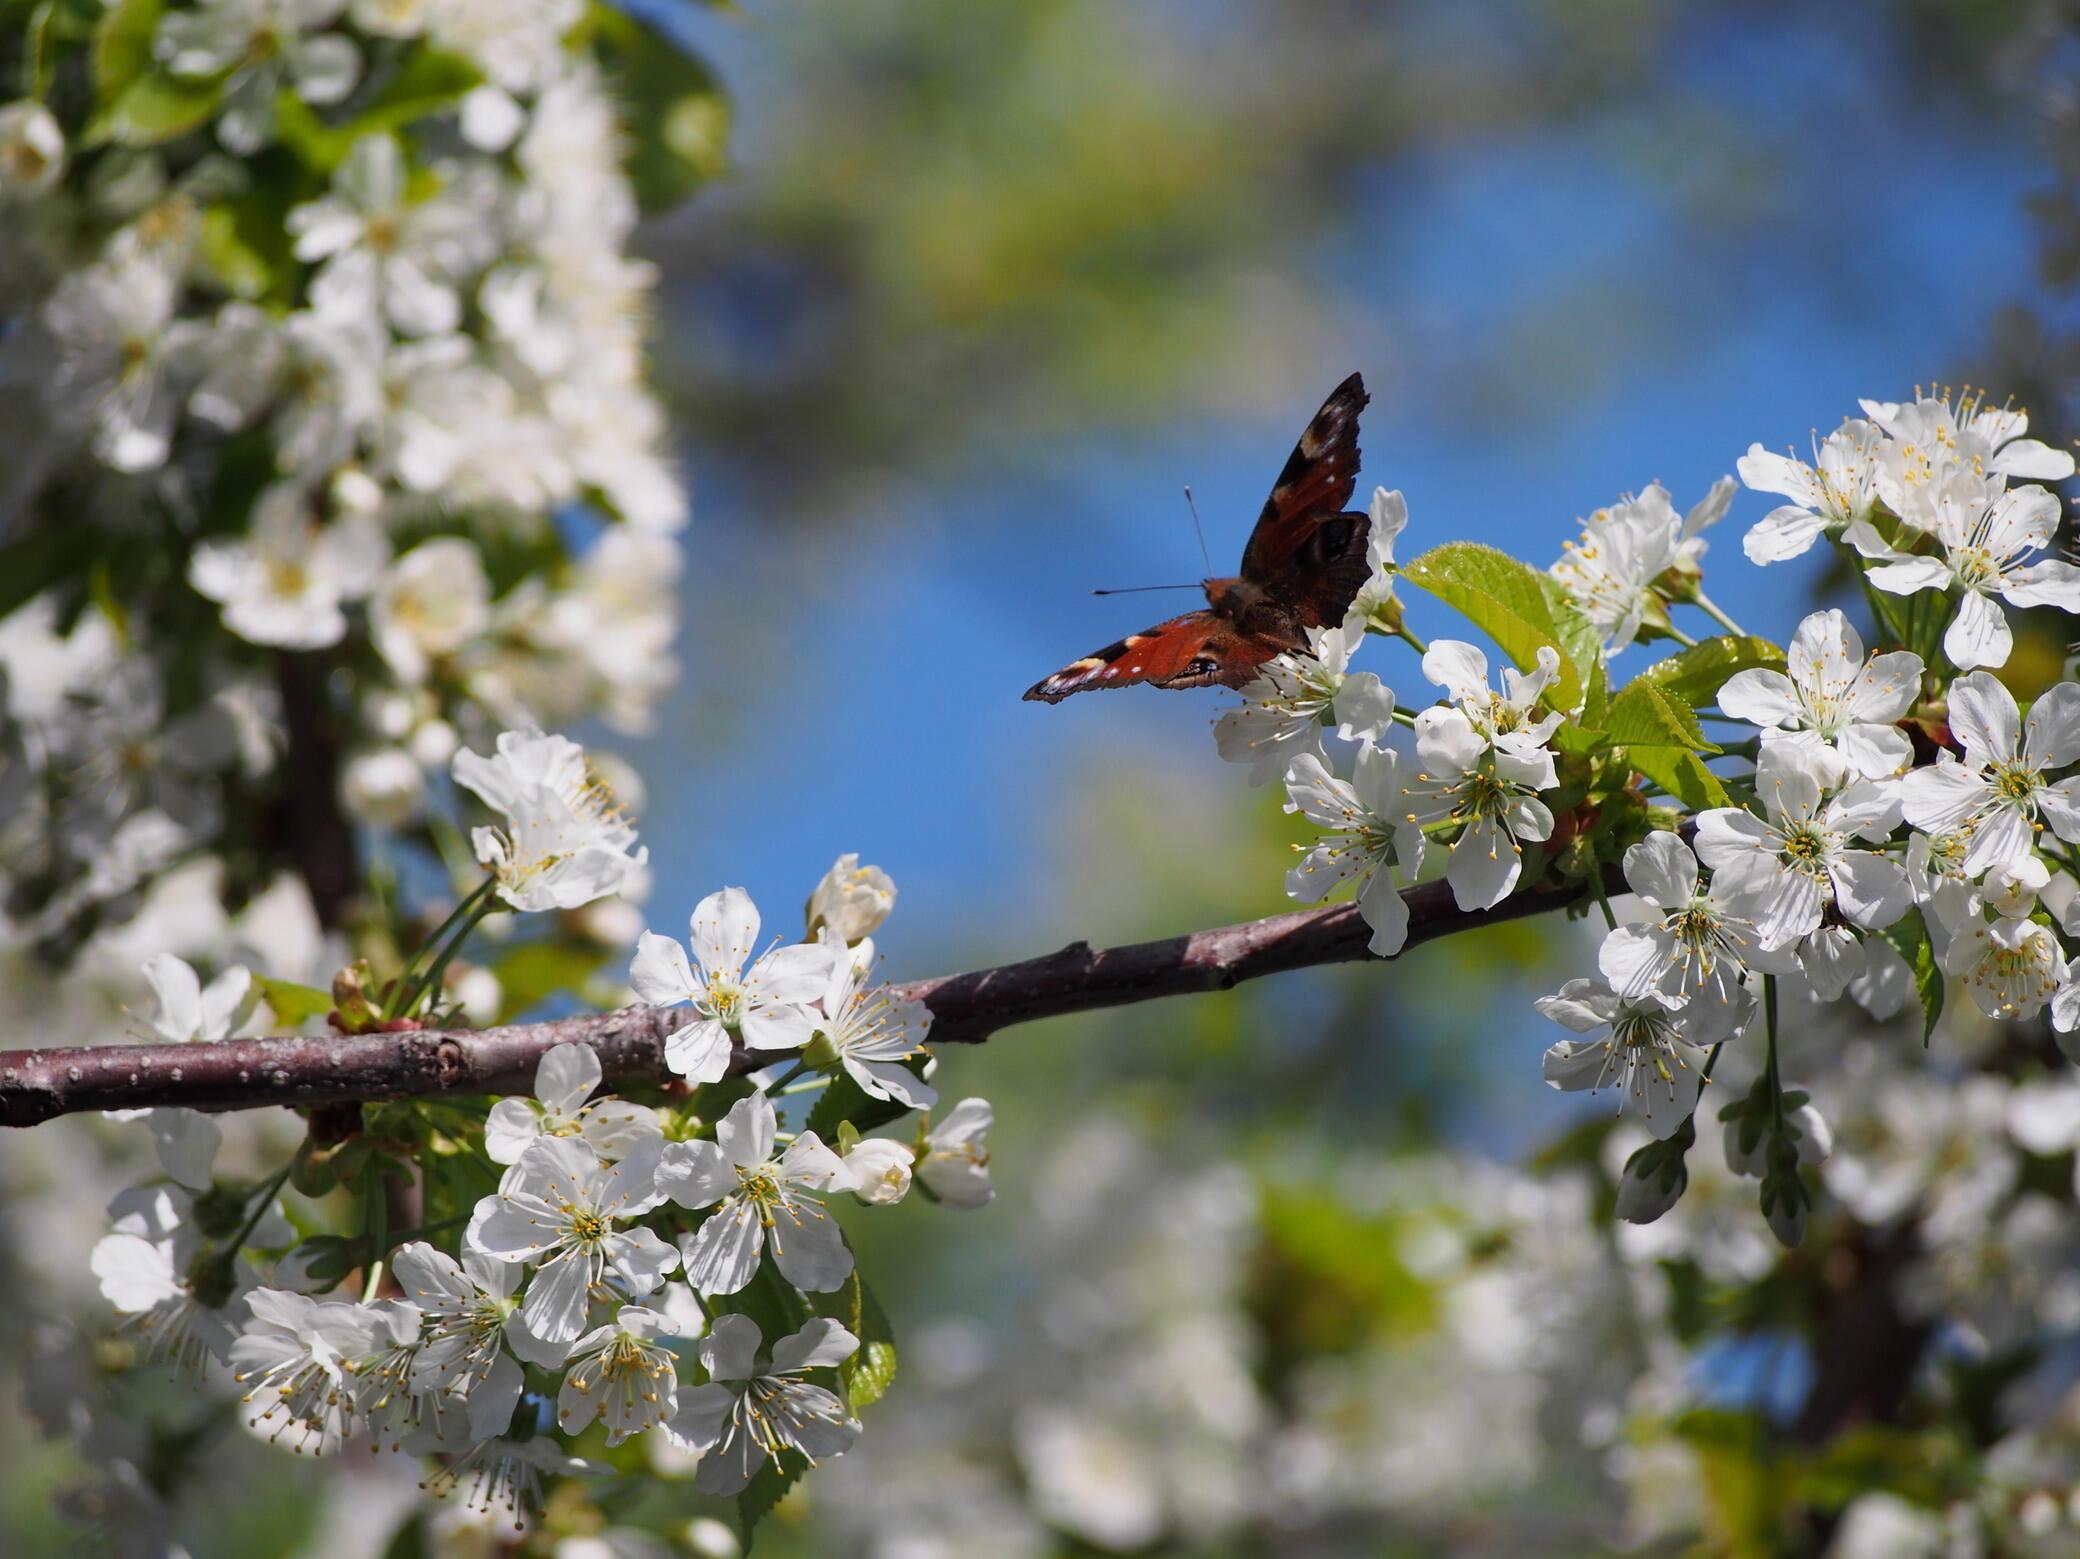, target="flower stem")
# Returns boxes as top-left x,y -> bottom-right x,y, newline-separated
1664,624 -> 1700,648
1393,623 -> 1430,656
1762,975 -> 1783,1129
766,1061 -> 810,1093
361,1257 -> 386,1305
1691,590 -> 1748,638
227,1164 -> 295,1254
392,879 -> 501,1021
